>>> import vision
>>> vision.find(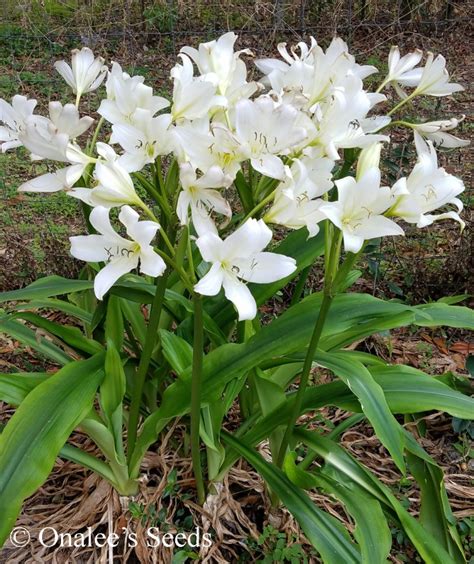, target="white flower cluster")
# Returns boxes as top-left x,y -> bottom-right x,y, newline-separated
0,37 -> 468,319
